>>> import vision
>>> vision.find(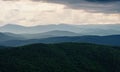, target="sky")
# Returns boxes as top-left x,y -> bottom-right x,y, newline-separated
0,0 -> 120,26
